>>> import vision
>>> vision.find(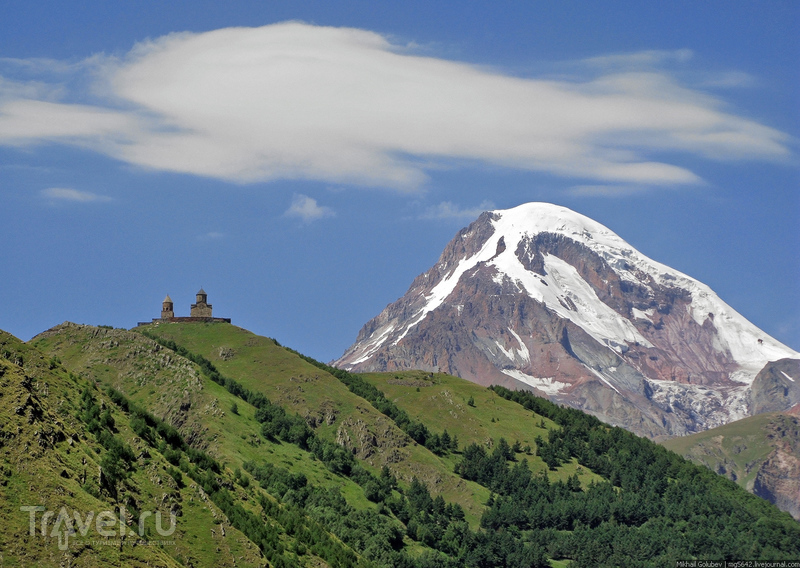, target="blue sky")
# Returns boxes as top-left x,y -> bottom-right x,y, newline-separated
1,1 -> 798,362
